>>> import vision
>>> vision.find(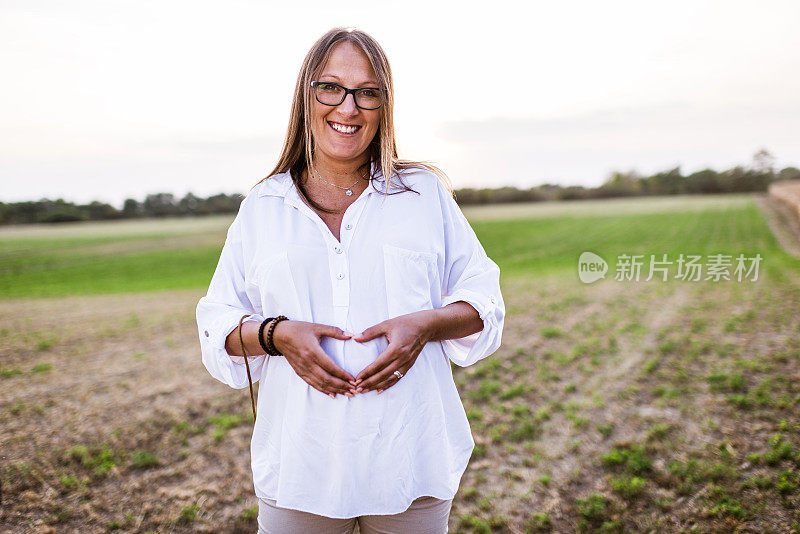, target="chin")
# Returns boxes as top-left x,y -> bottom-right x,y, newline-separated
321,146 -> 369,162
